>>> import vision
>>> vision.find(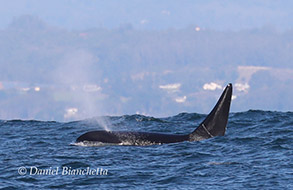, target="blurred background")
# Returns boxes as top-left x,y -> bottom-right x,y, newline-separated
0,0 -> 292,121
